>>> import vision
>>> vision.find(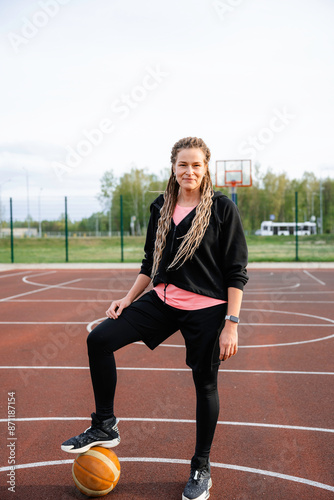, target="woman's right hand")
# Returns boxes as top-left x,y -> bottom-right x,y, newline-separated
106,296 -> 132,320
105,273 -> 151,320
